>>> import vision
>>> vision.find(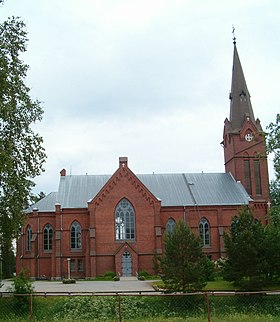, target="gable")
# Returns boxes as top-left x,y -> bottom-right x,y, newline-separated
90,160 -> 160,208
